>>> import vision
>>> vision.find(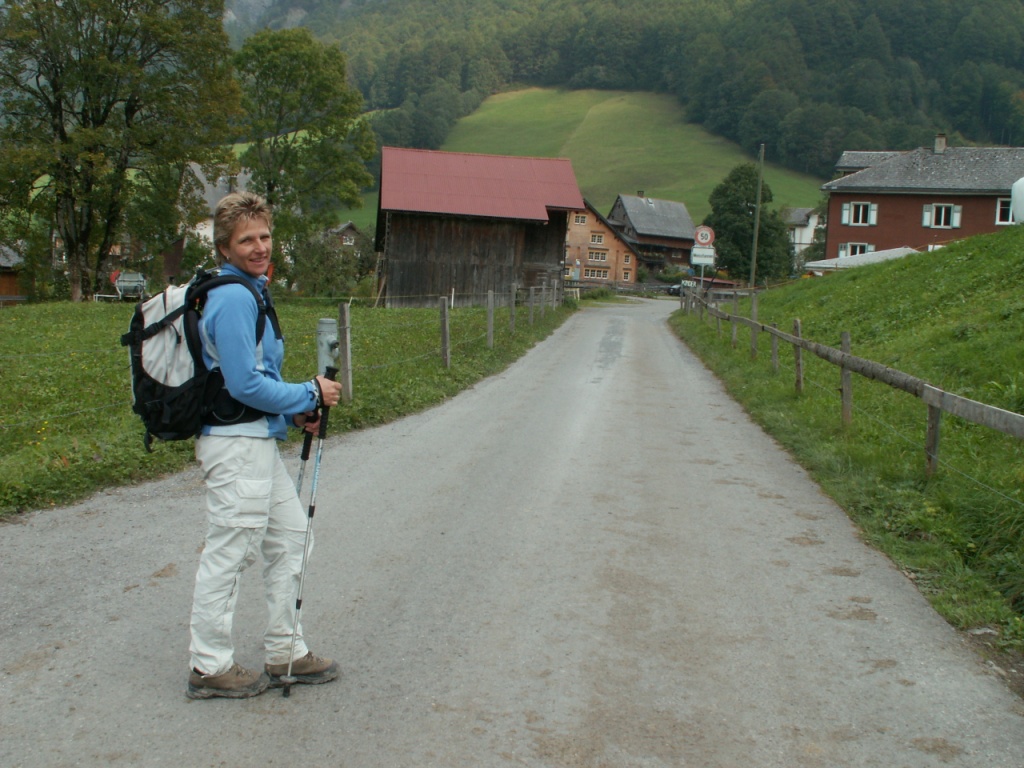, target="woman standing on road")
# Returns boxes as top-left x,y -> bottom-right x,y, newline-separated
186,191 -> 344,700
